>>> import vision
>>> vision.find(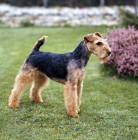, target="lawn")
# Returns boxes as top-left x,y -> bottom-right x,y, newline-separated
0,26 -> 138,140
